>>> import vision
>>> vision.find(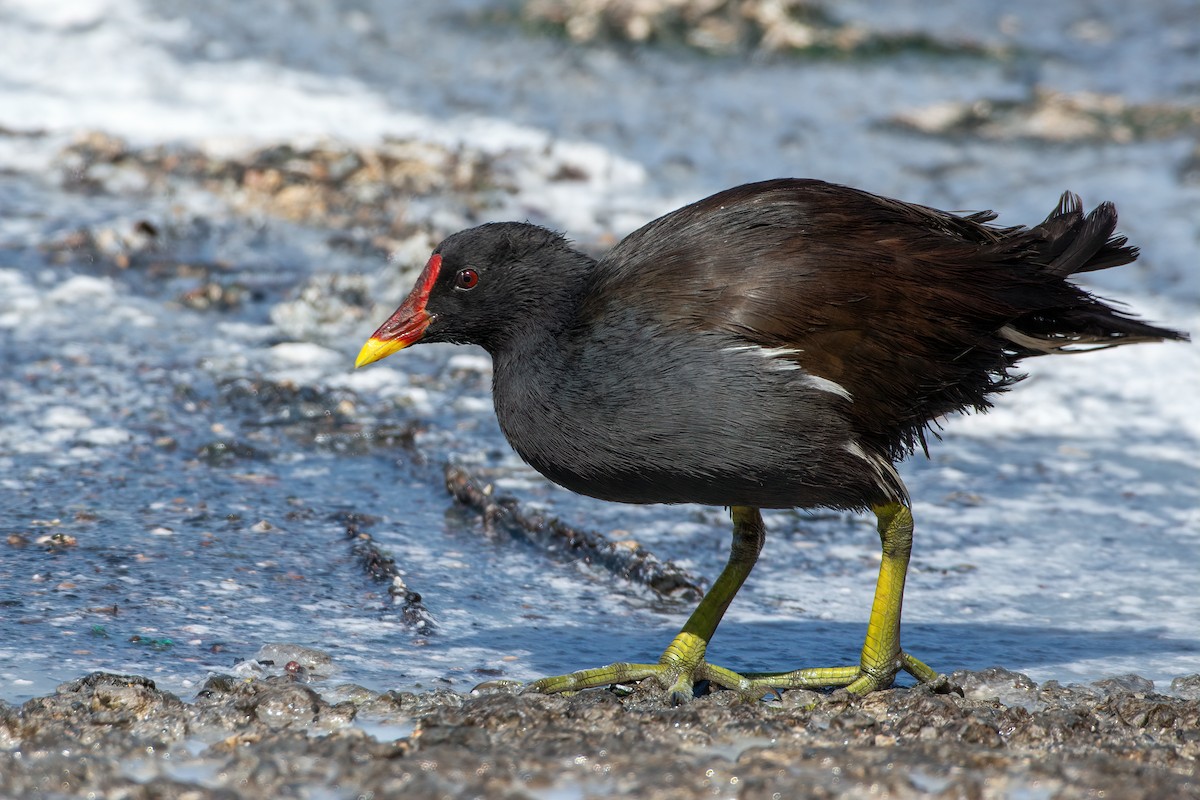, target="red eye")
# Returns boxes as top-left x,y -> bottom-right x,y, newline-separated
455,268 -> 479,290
